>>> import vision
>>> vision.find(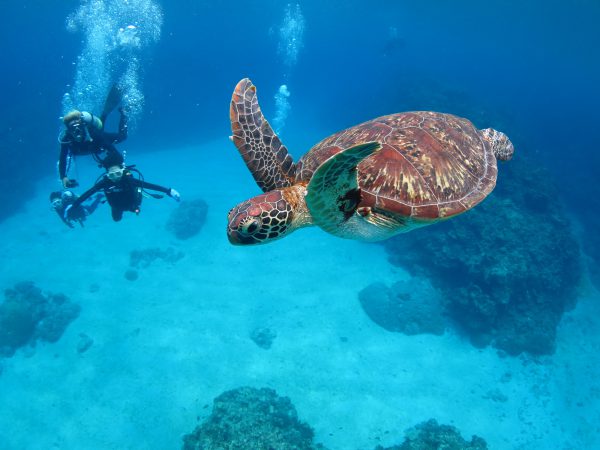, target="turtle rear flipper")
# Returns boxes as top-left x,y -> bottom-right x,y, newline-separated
306,142 -> 381,236
230,78 -> 296,192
